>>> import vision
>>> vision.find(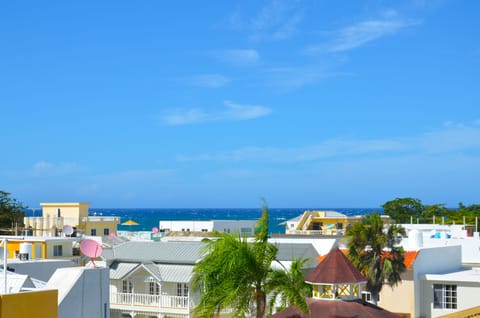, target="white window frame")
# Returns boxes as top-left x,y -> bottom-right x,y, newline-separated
434,284 -> 457,309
